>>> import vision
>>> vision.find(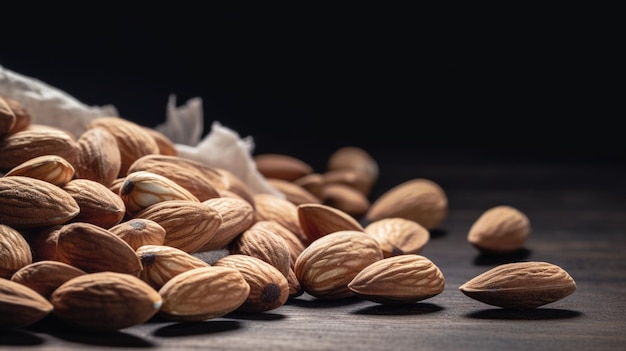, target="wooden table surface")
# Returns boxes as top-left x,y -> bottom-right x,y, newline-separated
2,150 -> 625,351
